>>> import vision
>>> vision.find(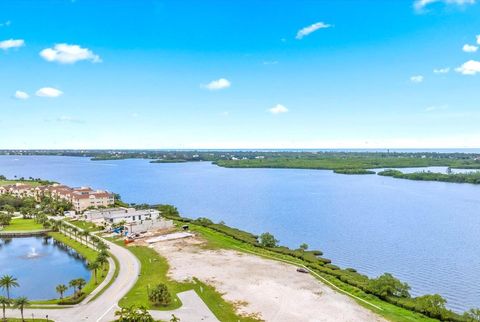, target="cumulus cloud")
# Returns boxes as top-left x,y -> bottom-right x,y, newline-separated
36,87 -> 63,98
463,44 -> 478,52
269,104 -> 288,114
414,0 -> 476,11
433,67 -> 450,74
40,43 -> 101,64
296,22 -> 331,40
202,78 -> 231,90
477,35 -> 480,44
0,39 -> 25,50
13,90 -> 29,100
410,75 -> 424,83
455,60 -> 480,75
